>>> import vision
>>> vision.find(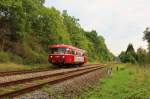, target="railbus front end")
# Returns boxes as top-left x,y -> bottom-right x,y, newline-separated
48,44 -> 87,66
